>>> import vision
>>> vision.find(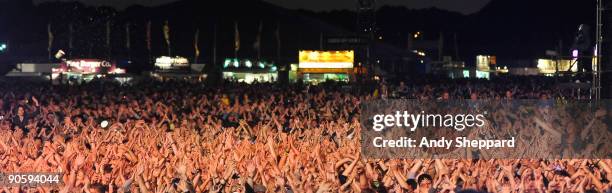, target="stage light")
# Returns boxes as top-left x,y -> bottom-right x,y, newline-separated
223,59 -> 231,68
572,49 -> 579,58
245,60 -> 252,68
55,50 -> 66,60
100,120 -> 109,128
